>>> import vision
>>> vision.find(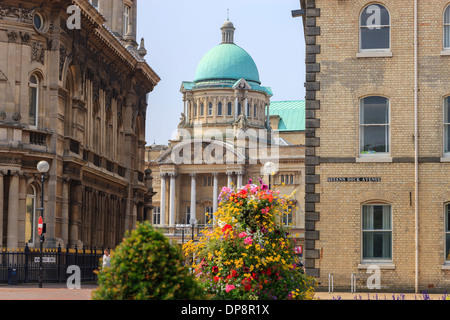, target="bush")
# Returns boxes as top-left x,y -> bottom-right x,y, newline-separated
92,221 -> 205,300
